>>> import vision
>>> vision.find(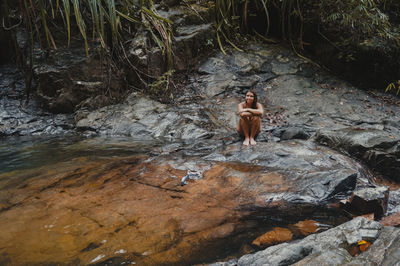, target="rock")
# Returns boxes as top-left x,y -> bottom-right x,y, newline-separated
128,3 -> 215,76
174,23 -> 215,71
380,212 -> 400,227
0,65 -> 75,136
279,127 -> 310,140
388,189 -> 400,215
209,259 -> 238,266
197,72 -> 237,97
252,227 -> 293,247
315,128 -> 400,181
198,56 -> 229,74
234,217 -> 392,266
345,225 -> 400,265
127,30 -> 165,78
34,46 -> 124,114
75,92 -> 236,139
204,141 -> 363,207
289,220 -> 319,237
343,187 -> 389,219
